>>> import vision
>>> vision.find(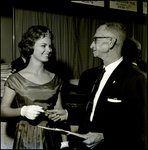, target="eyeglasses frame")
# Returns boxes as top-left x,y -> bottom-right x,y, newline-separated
93,37 -> 117,45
